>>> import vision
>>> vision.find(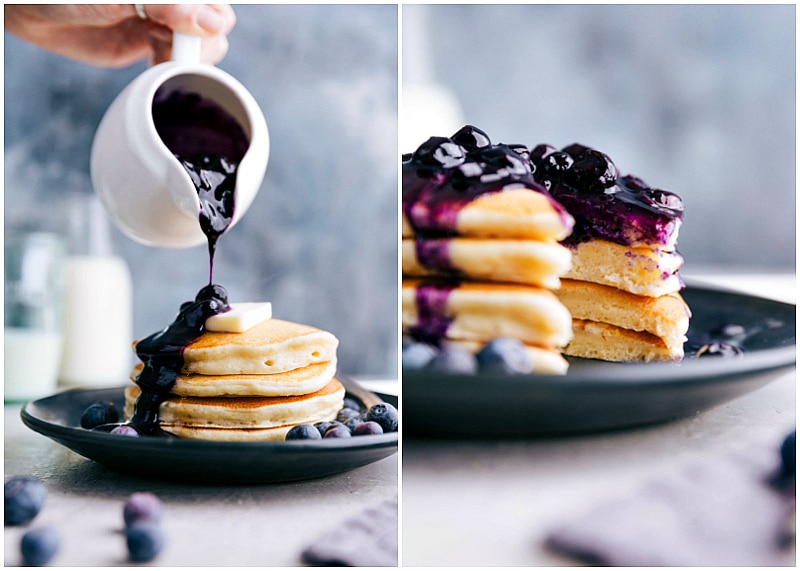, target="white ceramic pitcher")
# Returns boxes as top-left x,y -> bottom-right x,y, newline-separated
90,34 -> 269,248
